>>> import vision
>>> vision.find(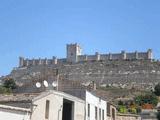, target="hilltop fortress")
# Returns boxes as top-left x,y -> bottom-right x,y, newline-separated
19,43 -> 153,67
5,43 -> 160,93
